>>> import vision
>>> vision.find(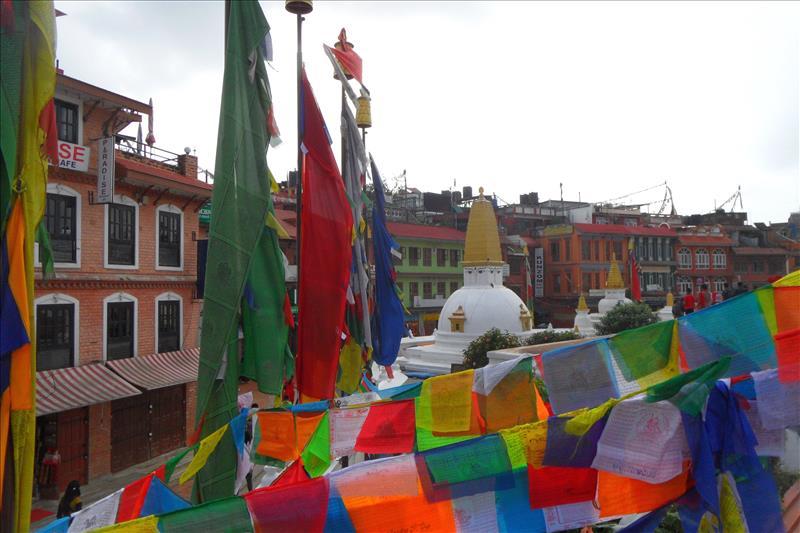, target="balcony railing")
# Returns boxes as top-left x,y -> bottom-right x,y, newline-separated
115,133 -> 181,168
